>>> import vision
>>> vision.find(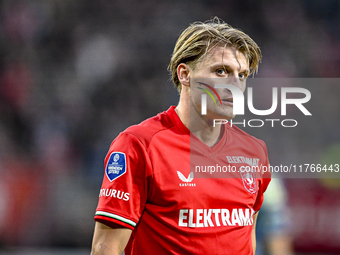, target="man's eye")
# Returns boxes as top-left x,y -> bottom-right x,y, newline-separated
216,69 -> 226,75
239,73 -> 246,79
